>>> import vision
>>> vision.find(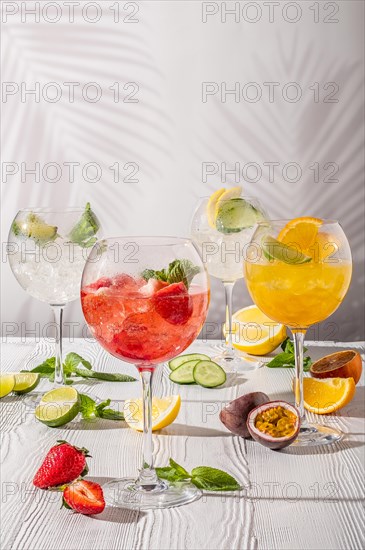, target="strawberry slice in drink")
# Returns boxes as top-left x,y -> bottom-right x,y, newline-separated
153,282 -> 193,325
81,277 -> 112,297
